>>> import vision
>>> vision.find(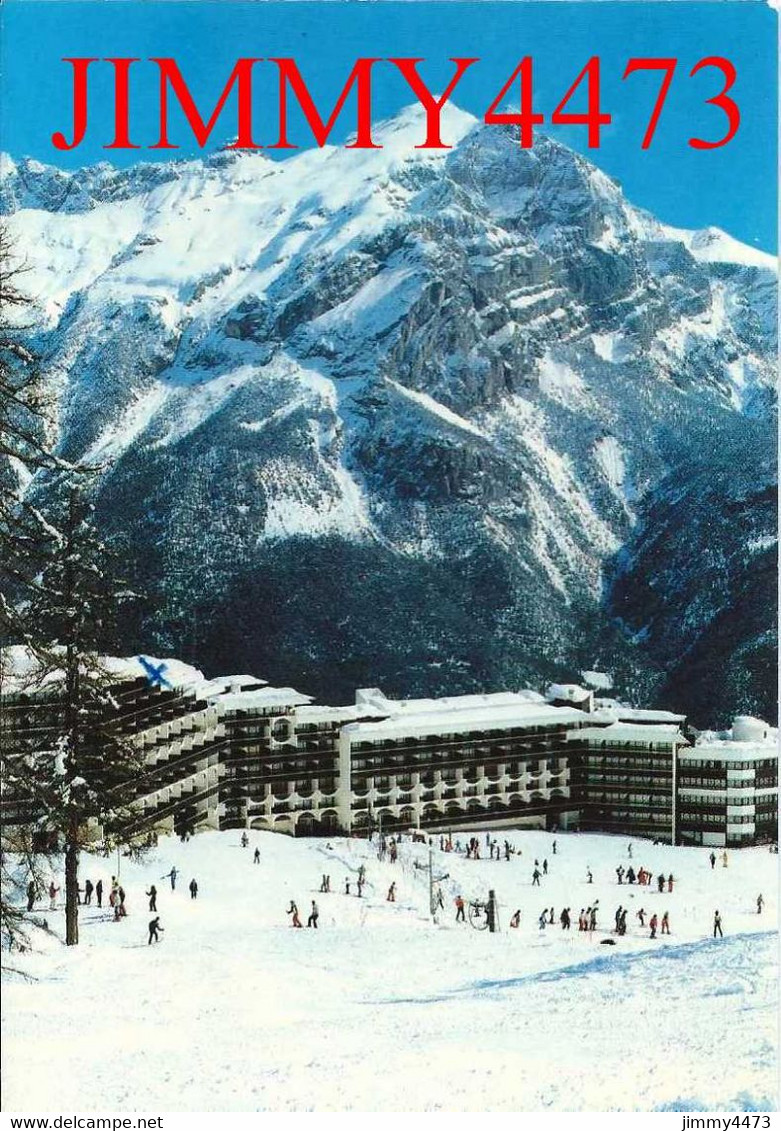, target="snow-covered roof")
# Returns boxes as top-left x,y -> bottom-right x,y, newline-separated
615,707 -> 687,724
569,722 -> 683,745
295,704 -> 370,723
1,645 -> 205,696
217,687 -> 313,712
342,701 -> 588,743
547,683 -> 592,703
591,699 -> 686,724
678,741 -> 776,762
197,674 -> 270,700
354,688 -> 547,716
730,716 -> 773,743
